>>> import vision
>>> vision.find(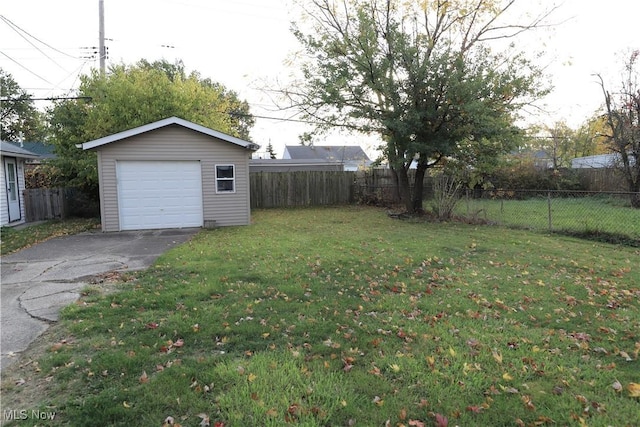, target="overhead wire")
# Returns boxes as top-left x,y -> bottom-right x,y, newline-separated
0,50 -> 54,86
0,15 -> 81,60
0,15 -> 71,73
